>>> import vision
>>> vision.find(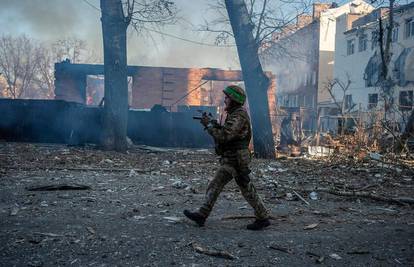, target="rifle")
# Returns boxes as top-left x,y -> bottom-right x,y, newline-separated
193,111 -> 220,127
